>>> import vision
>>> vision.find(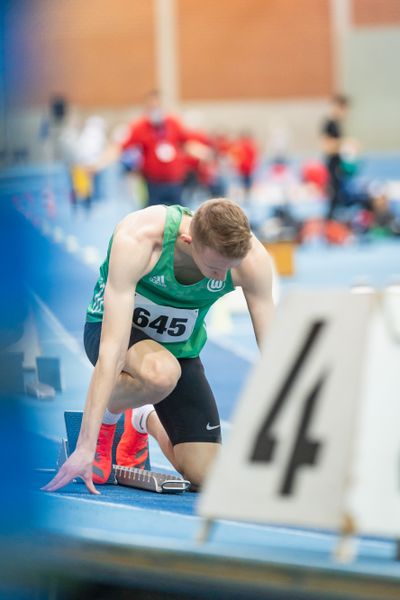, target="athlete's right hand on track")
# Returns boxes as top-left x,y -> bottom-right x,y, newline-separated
41,447 -> 100,495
